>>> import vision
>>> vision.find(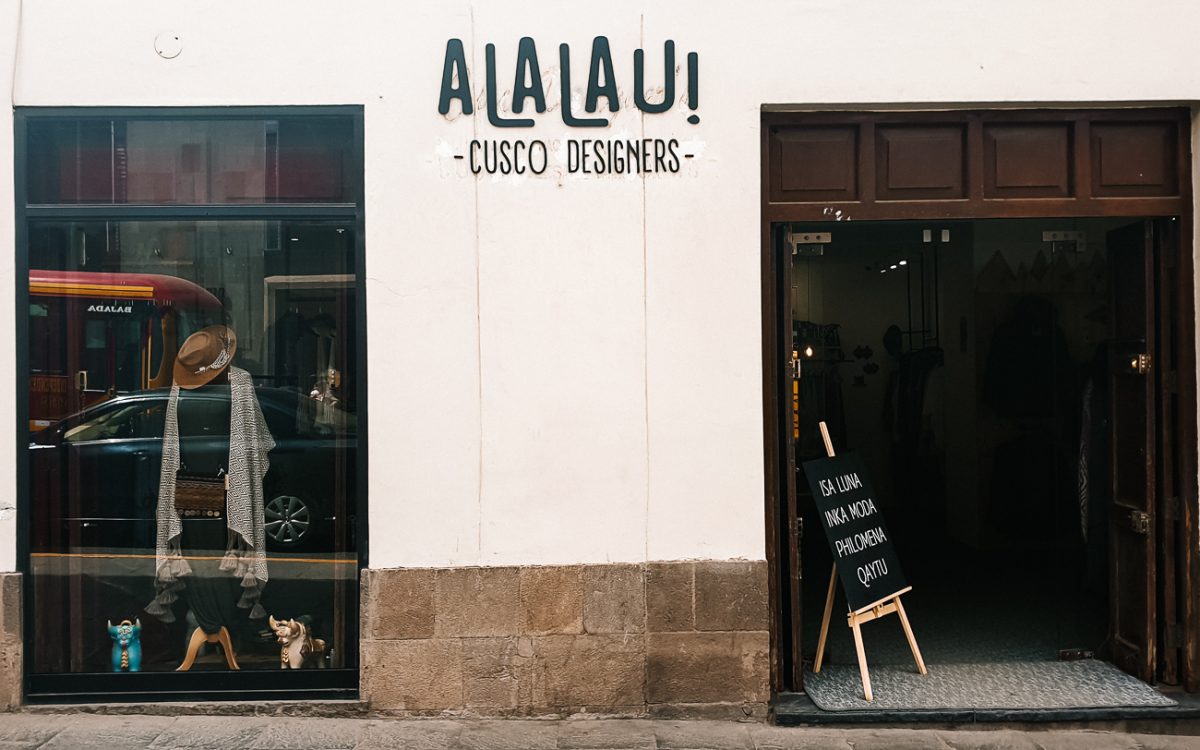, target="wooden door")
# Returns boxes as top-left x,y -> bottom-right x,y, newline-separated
777,230 -> 804,690
1153,218 -> 1185,685
1107,221 -> 1157,681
